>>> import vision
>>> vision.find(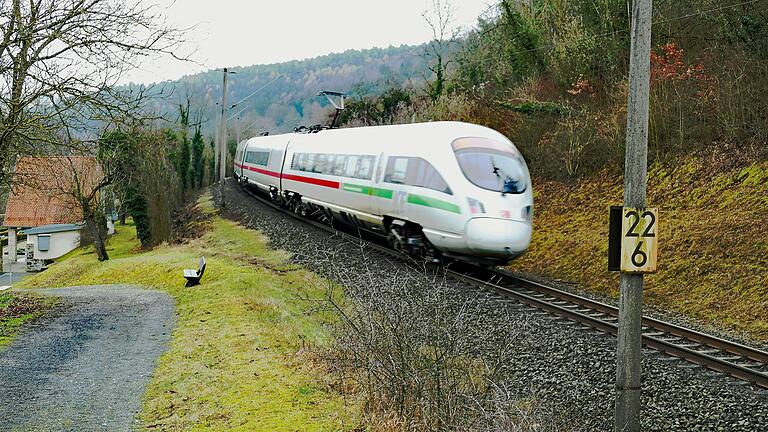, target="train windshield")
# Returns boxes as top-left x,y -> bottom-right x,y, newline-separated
452,137 -> 528,194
